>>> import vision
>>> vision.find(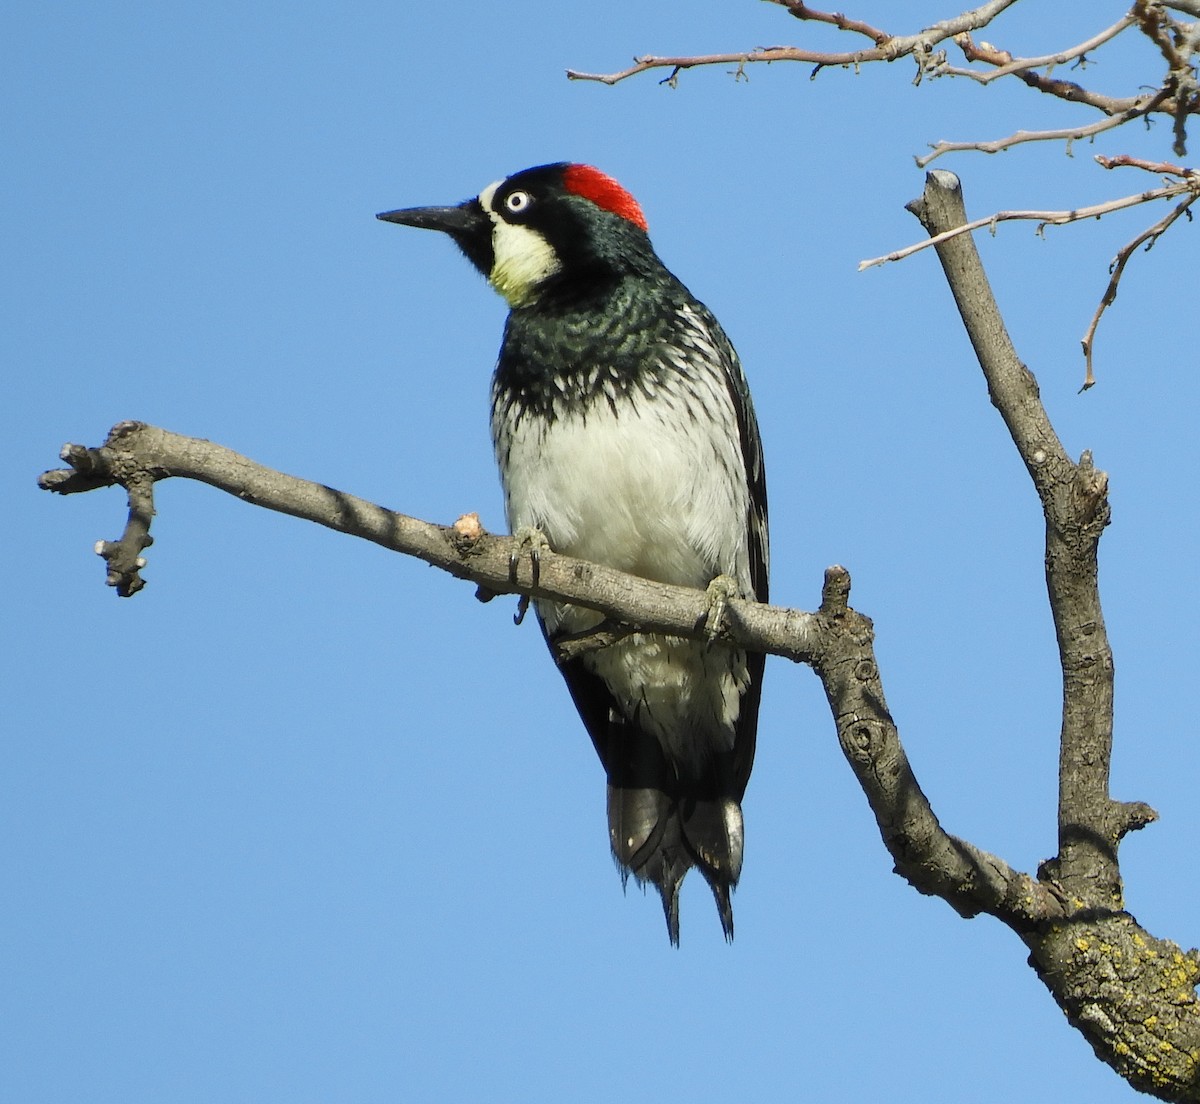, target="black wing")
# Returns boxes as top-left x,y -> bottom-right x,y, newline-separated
545,298 -> 768,942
